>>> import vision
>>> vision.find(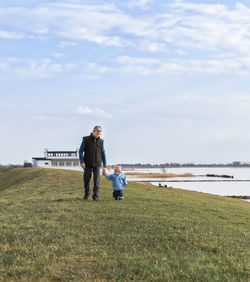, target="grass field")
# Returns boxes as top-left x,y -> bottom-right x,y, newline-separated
0,168 -> 249,281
